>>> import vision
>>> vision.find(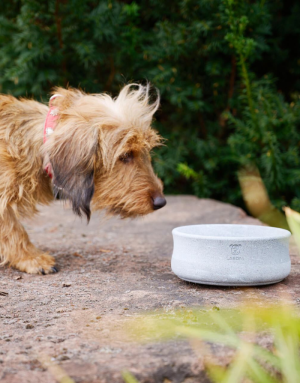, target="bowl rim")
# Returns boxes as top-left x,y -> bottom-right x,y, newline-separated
172,224 -> 291,241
